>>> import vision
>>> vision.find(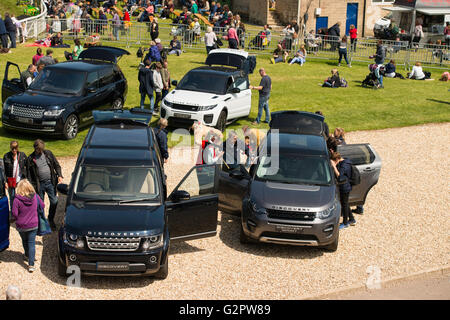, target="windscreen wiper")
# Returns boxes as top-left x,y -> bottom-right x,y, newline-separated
118,197 -> 158,204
